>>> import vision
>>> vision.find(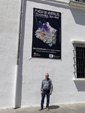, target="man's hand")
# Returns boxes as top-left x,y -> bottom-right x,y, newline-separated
41,91 -> 43,94
49,91 -> 52,95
